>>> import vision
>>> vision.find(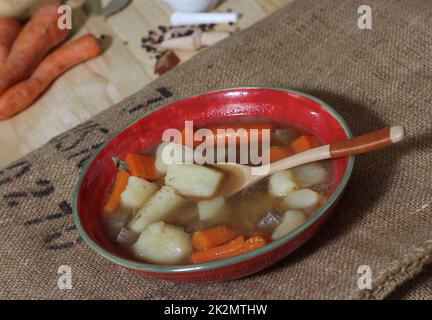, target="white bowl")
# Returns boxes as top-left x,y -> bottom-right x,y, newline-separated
163,0 -> 219,13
